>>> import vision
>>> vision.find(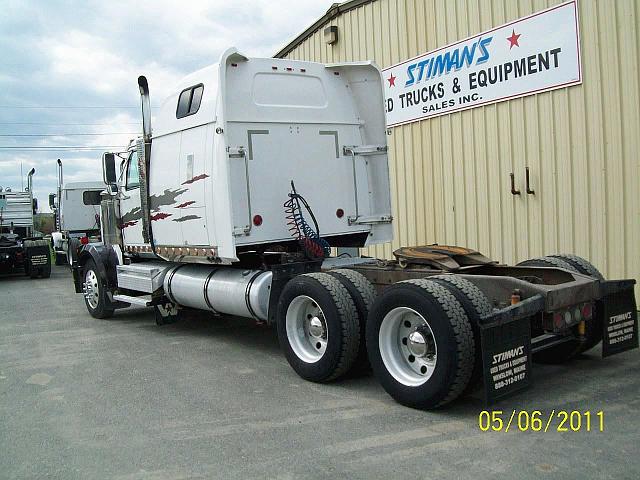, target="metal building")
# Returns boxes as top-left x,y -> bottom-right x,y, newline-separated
276,0 -> 639,294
